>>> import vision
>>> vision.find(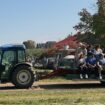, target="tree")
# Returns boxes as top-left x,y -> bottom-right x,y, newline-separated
74,0 -> 105,45
26,48 -> 45,57
23,40 -> 36,49
73,8 -> 93,33
92,0 -> 105,44
93,0 -> 105,35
